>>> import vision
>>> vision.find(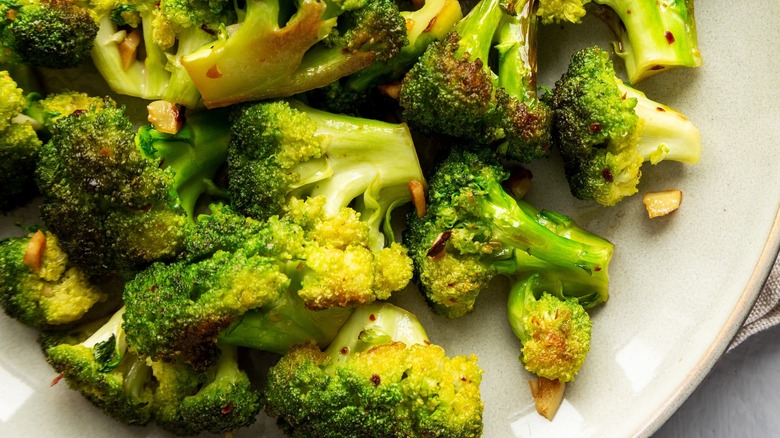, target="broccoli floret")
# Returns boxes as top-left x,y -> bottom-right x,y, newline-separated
404,147 -> 613,317
399,0 -> 504,143
493,0 -> 554,162
0,230 -> 121,329
592,0 -> 701,83
122,248 -> 289,368
35,100 -> 230,276
308,0 -> 464,114
124,197 -> 412,369
0,0 -> 98,68
90,2 -> 219,107
264,302 -> 484,437
42,307 -> 157,425
180,0 -> 408,108
43,308 -> 262,434
550,46 -> 702,206
227,98 -> 426,250
508,273 -> 592,382
536,0 -> 591,24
